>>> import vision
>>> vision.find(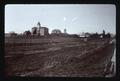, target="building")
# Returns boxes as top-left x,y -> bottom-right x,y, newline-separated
23,30 -> 31,36
31,22 -> 49,36
32,27 -> 38,35
51,29 -> 62,34
39,27 -> 49,36
51,29 -> 65,36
